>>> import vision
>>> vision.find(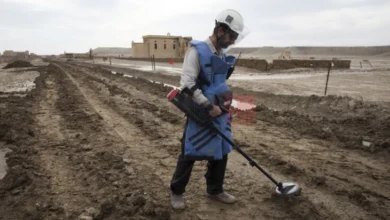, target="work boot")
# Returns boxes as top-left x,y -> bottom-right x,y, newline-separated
170,191 -> 185,210
208,192 -> 236,204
